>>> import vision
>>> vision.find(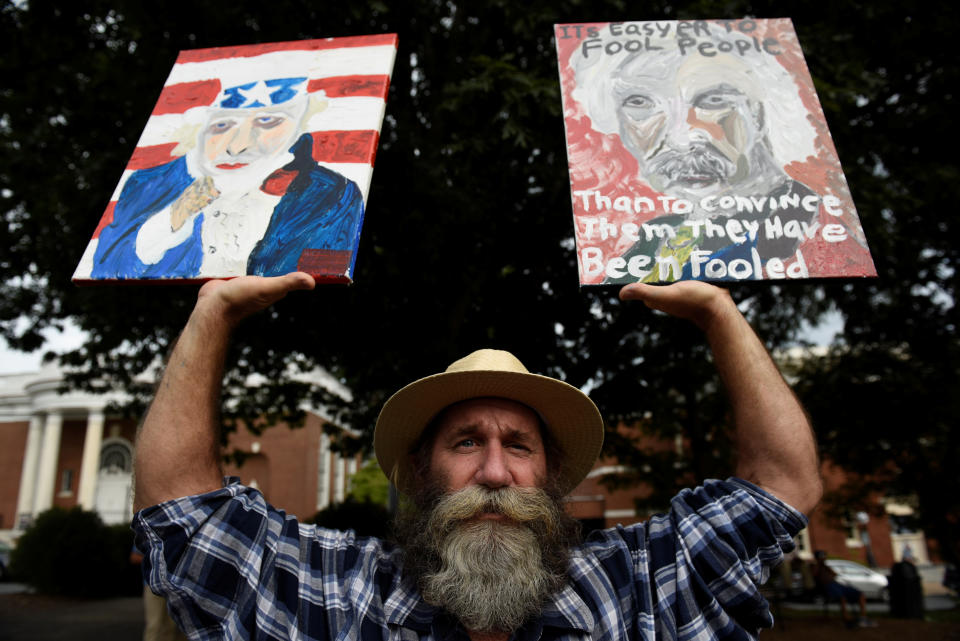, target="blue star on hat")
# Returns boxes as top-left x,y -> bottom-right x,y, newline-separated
218,77 -> 308,109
